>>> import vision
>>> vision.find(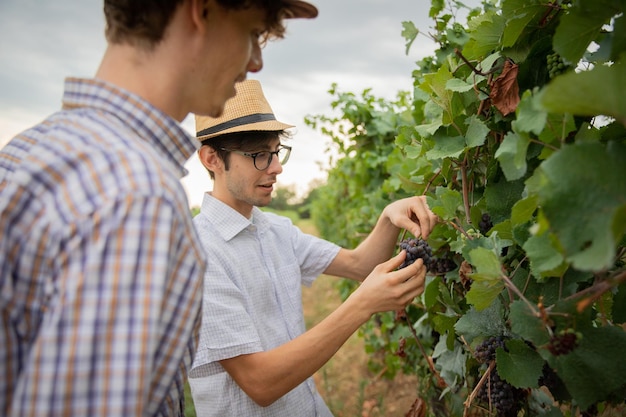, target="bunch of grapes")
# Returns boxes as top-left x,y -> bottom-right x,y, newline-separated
474,335 -> 507,363
477,368 -> 525,417
478,213 -> 493,235
546,329 -> 580,356
547,52 -> 569,79
397,238 -> 459,276
397,237 -> 434,270
429,257 -> 457,275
